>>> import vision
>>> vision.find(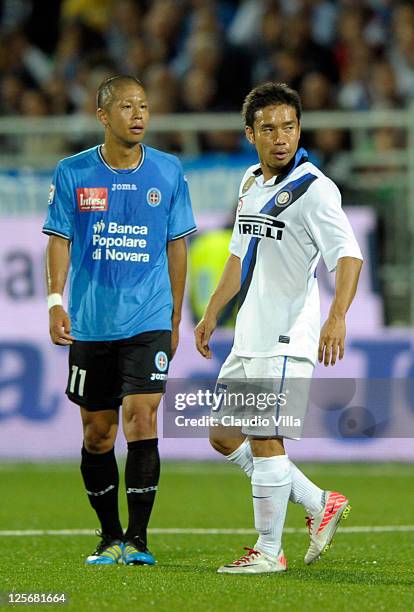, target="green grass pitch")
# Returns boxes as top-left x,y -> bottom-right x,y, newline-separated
1,462 -> 413,611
